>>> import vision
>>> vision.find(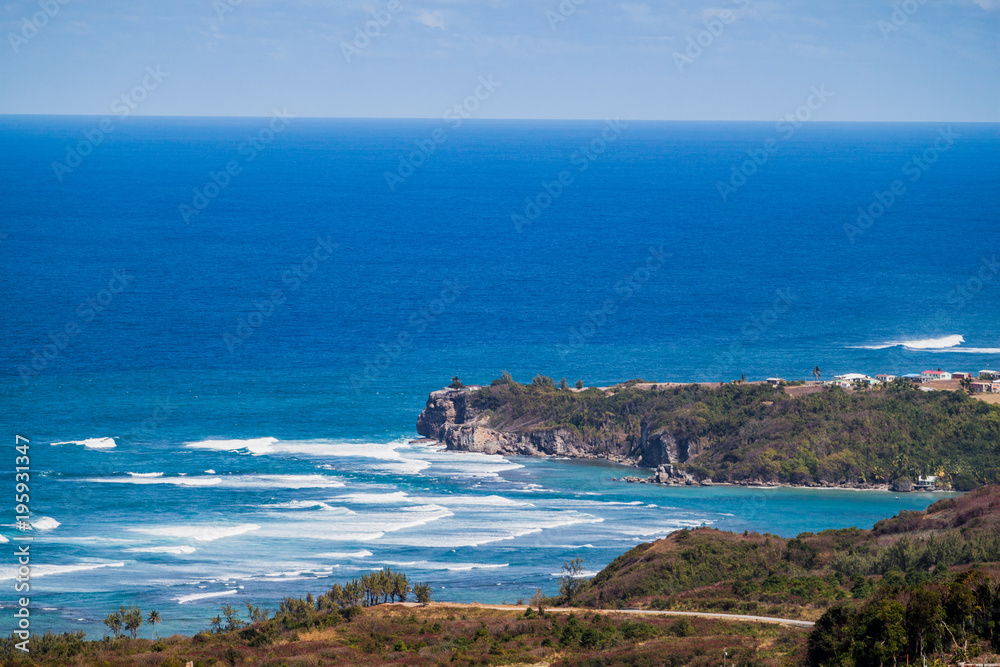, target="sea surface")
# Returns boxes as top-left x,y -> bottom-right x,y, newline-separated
1,117 -> 997,636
